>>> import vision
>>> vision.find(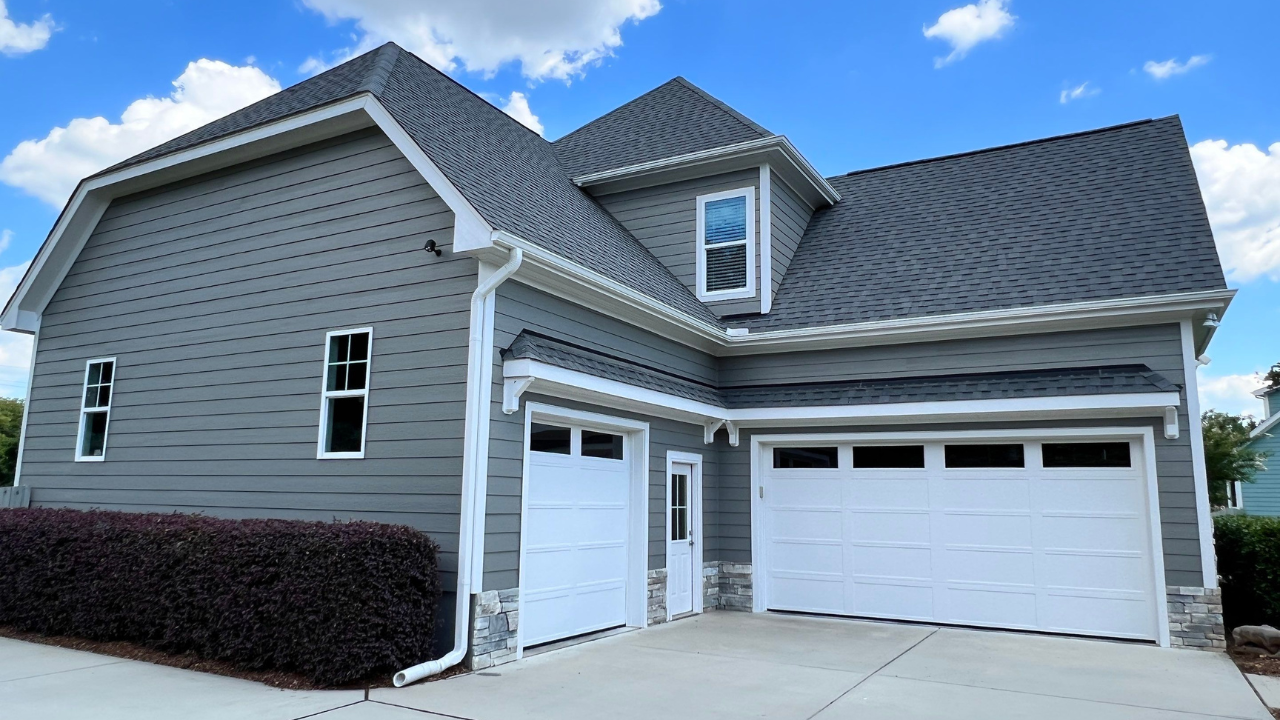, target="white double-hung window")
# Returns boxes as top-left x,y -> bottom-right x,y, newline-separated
695,187 -> 755,301
318,328 -> 372,459
76,358 -> 115,461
